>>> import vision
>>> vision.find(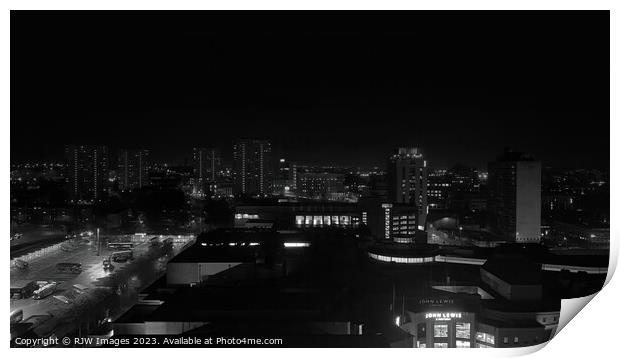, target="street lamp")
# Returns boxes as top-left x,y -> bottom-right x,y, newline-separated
96,228 -> 101,256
